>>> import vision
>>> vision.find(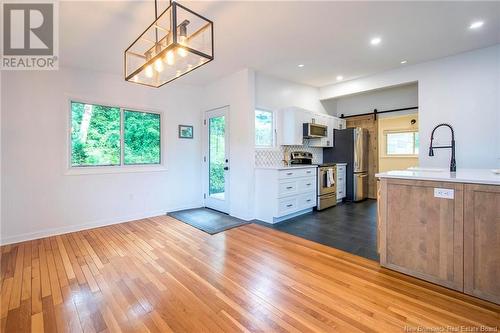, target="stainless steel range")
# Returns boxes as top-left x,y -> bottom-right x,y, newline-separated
317,163 -> 336,210
289,151 -> 313,165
